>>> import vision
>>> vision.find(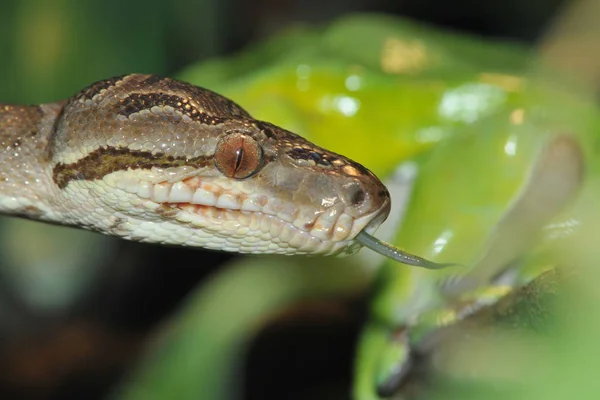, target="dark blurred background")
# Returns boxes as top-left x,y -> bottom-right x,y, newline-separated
0,0 -> 569,399
0,0 -> 567,102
